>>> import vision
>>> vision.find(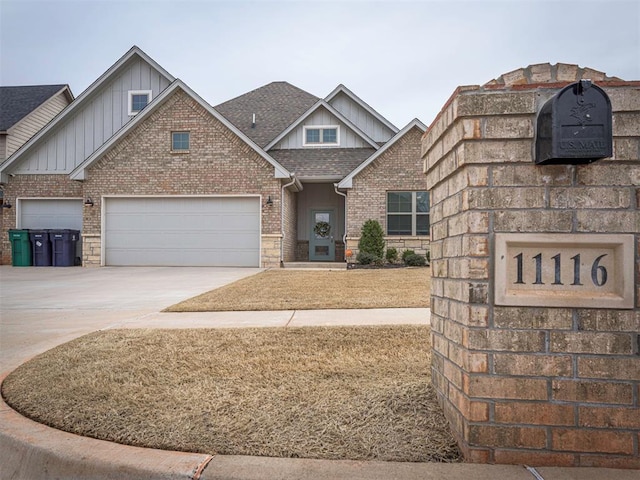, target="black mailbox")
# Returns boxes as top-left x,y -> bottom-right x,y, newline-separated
535,80 -> 612,165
